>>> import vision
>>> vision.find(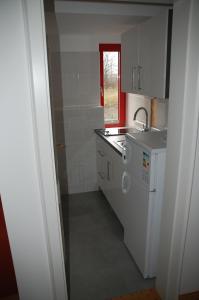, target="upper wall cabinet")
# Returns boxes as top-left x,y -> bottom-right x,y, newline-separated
121,26 -> 139,94
121,9 -> 172,99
